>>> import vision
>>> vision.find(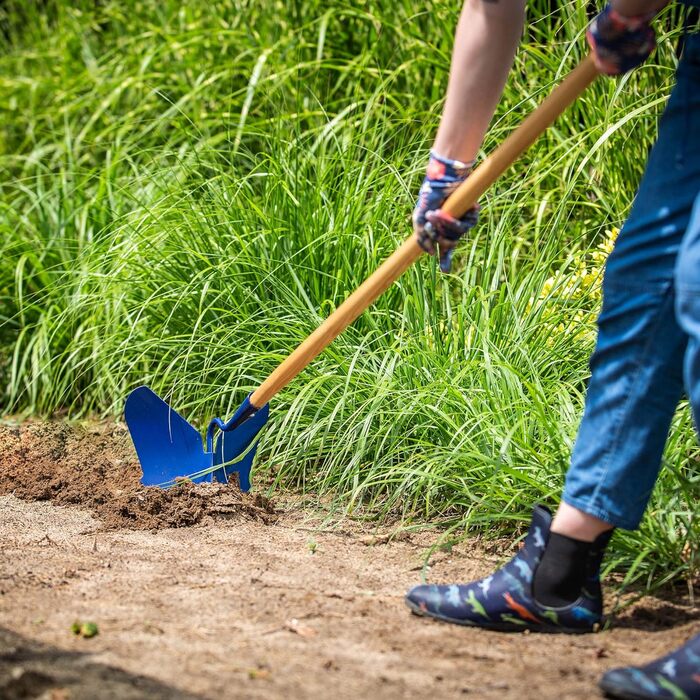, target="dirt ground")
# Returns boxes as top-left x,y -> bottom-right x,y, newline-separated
1,421 -> 699,699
